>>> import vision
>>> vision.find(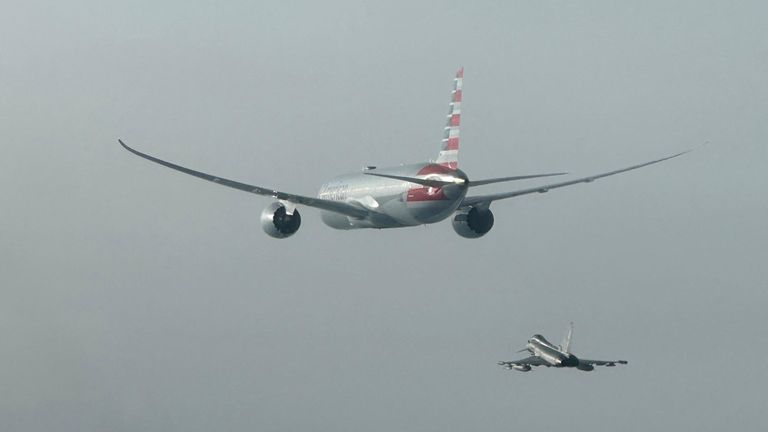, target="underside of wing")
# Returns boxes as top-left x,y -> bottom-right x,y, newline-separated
461,149 -> 691,209
498,356 -> 549,367
580,359 -> 628,367
119,140 -> 369,219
